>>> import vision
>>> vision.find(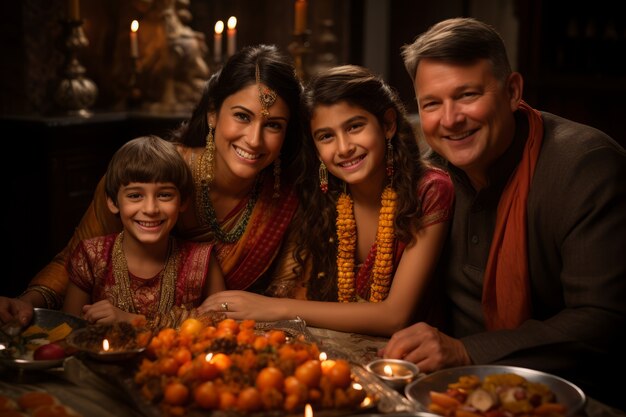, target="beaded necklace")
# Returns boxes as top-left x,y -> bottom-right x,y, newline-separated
336,186 -> 397,302
111,232 -> 178,315
194,147 -> 260,243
